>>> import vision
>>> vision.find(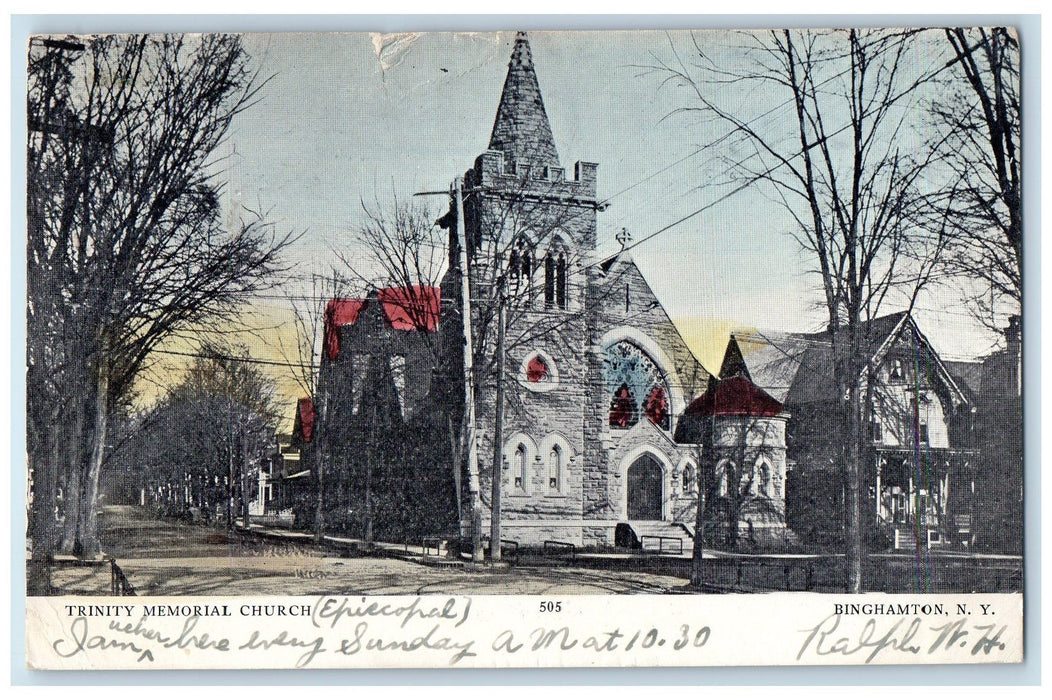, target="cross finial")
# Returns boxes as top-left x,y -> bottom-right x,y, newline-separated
616,227 -> 632,250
